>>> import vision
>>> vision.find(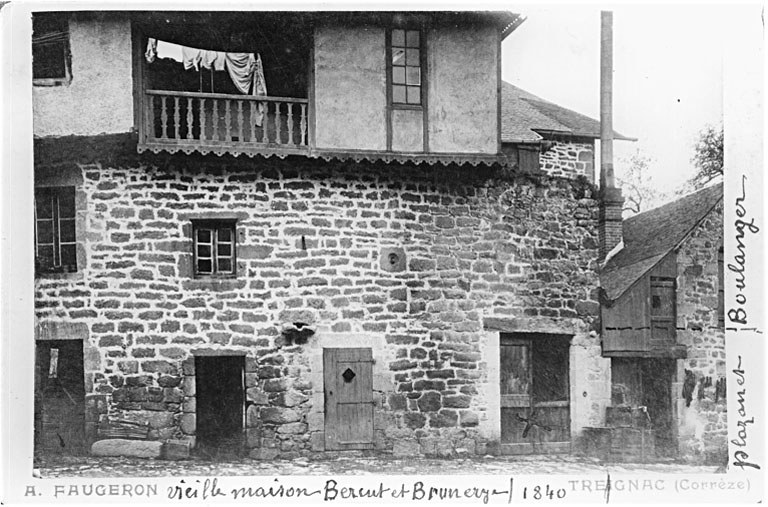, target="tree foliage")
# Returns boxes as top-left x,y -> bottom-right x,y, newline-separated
616,150 -> 666,216
690,124 -> 724,189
